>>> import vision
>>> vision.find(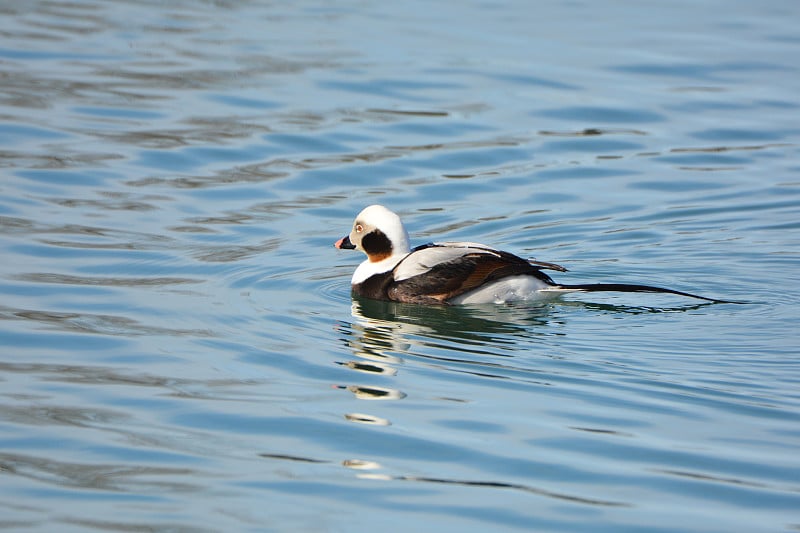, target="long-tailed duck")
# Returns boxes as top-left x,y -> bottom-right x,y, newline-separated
335,205 -> 729,305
